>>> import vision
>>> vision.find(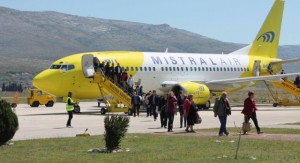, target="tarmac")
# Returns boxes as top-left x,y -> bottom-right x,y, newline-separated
12,102 -> 300,140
